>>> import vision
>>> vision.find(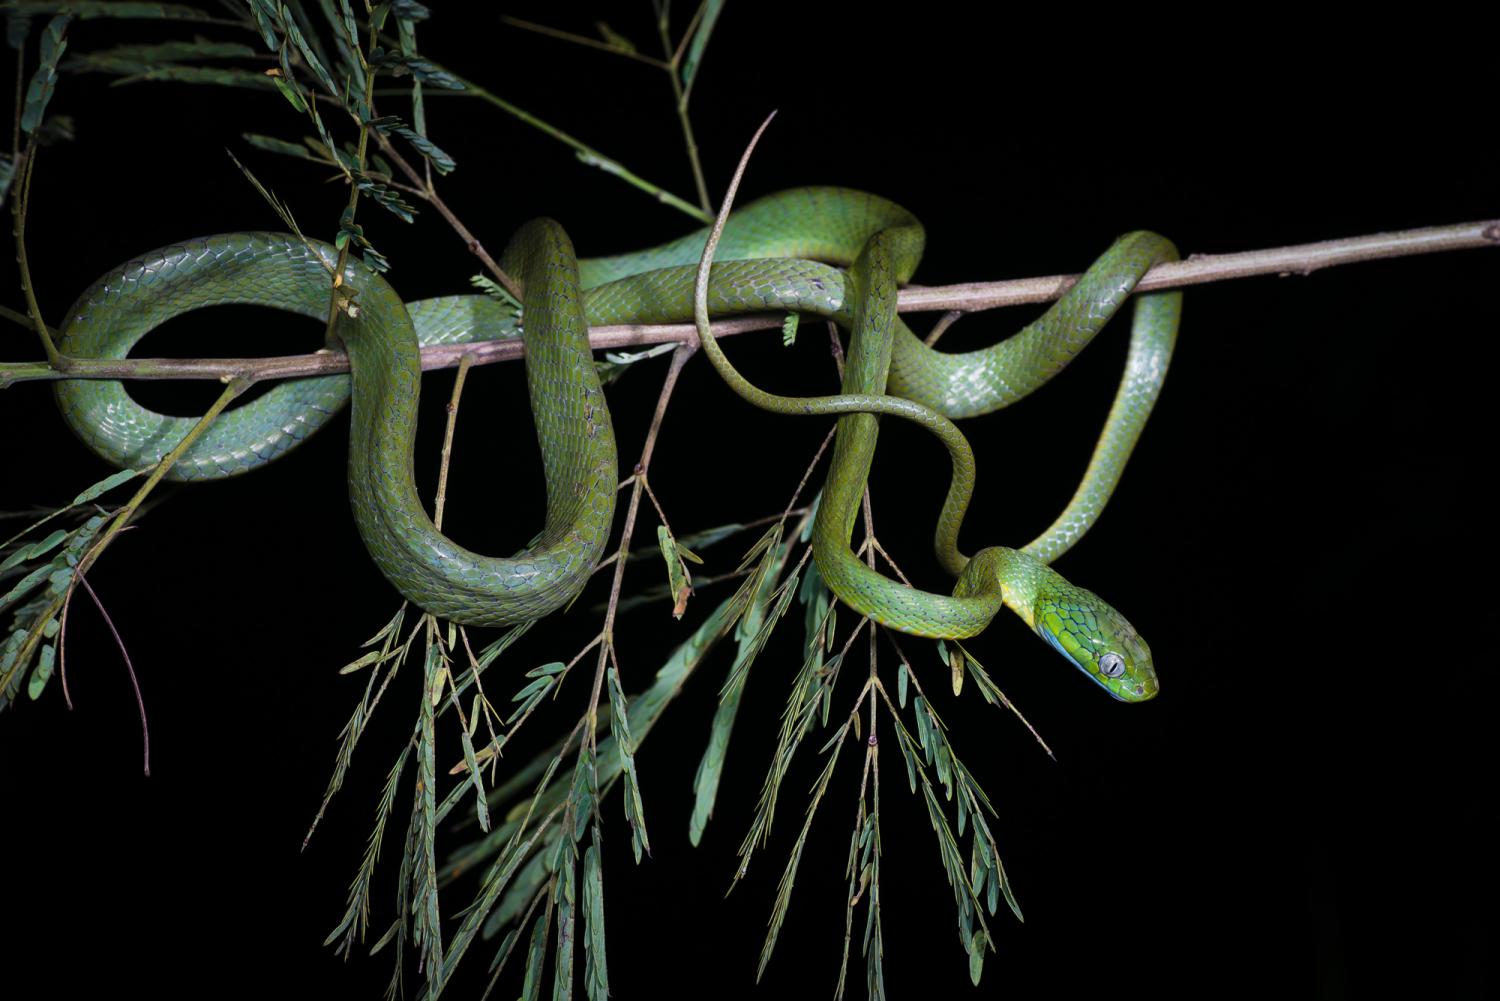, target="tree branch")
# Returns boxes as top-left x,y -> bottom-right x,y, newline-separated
3,218 -> 1494,387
